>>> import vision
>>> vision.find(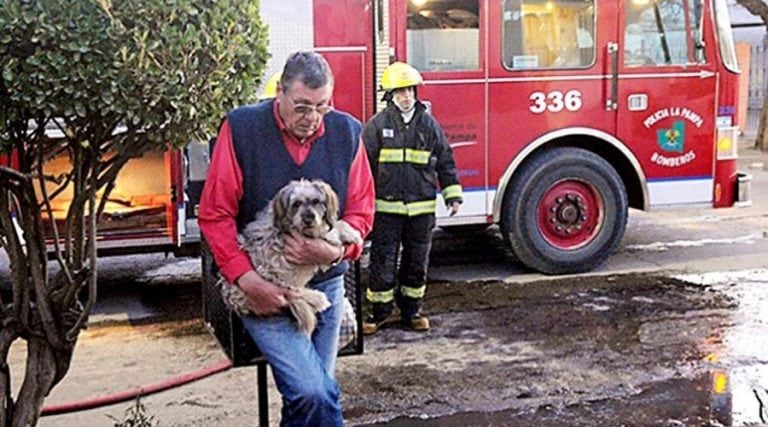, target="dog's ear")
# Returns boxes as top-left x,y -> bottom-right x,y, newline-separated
315,180 -> 339,226
273,183 -> 294,233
